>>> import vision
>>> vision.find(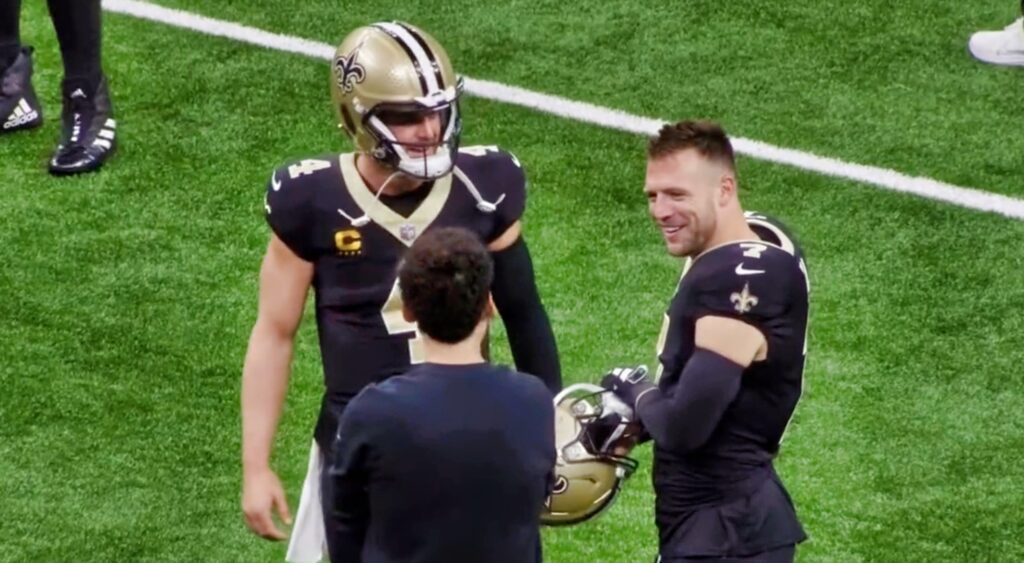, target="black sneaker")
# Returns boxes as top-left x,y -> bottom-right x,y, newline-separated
0,47 -> 44,134
49,76 -> 117,176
